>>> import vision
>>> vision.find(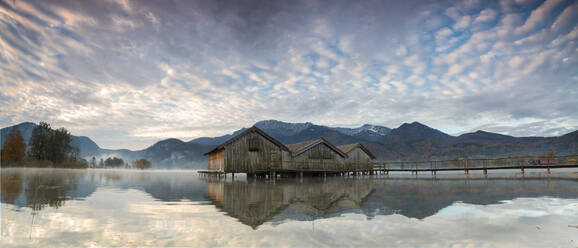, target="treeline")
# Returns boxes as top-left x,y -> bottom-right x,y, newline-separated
1,122 -> 151,169
88,156 -> 151,169
1,122 -> 87,168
